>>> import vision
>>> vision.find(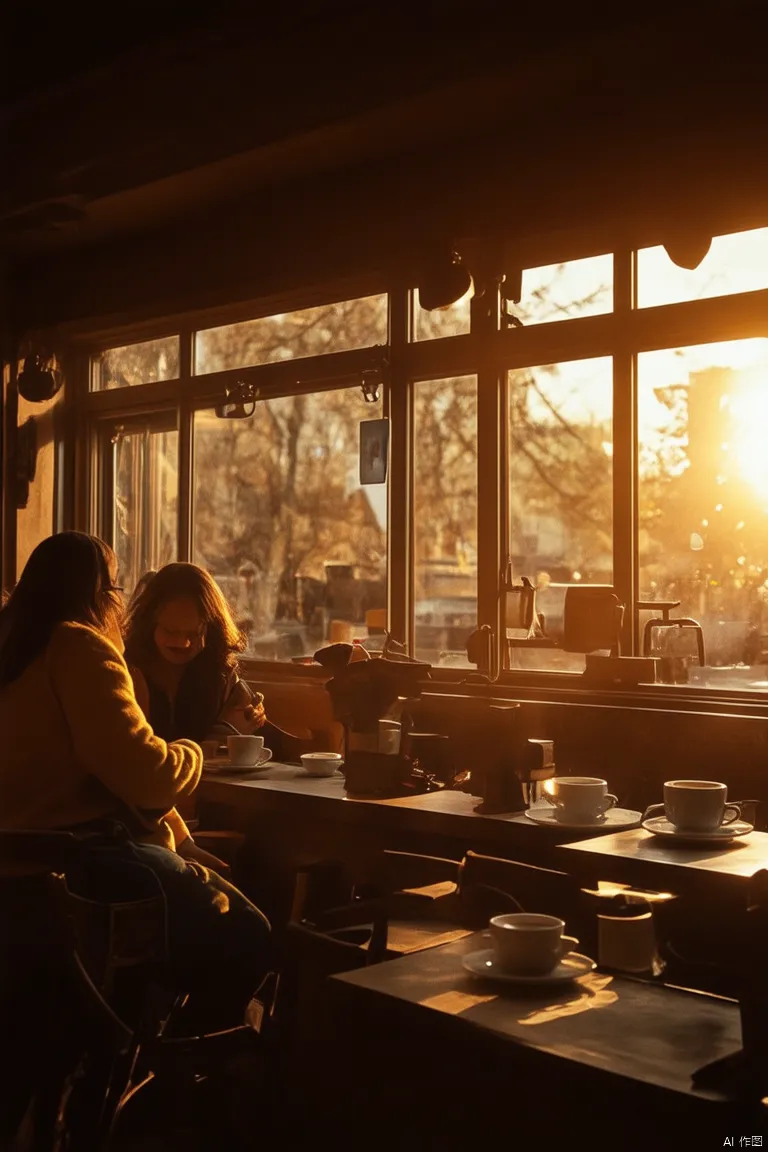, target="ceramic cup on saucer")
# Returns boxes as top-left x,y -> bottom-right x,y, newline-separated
301,752 -> 343,777
645,780 -> 740,833
227,734 -> 270,768
542,777 -> 618,824
489,913 -> 579,976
